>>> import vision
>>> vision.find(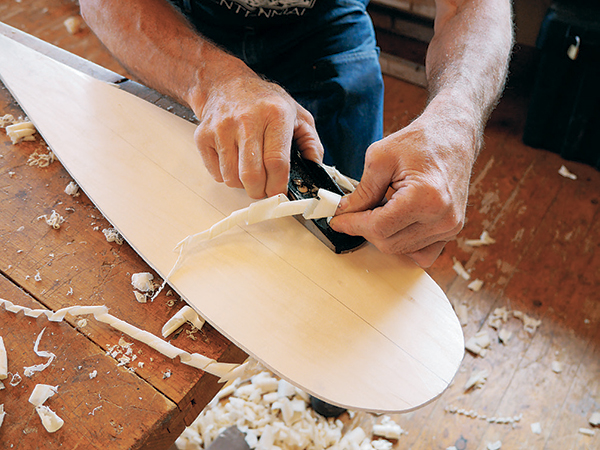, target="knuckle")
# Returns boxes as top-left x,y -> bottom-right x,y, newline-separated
240,168 -> 265,191
263,152 -> 288,173
259,97 -> 293,122
194,125 -> 212,149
